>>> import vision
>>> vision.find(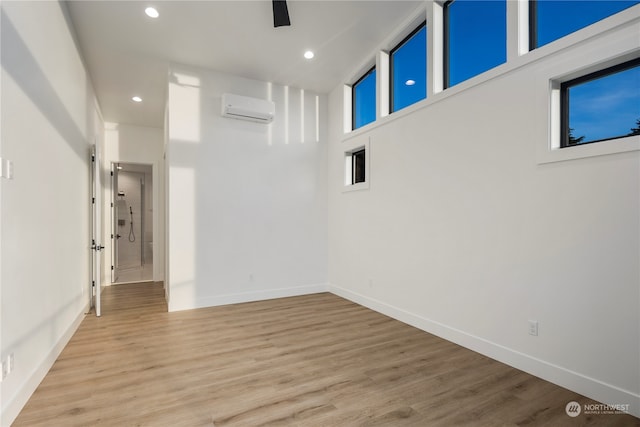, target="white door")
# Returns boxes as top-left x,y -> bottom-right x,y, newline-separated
91,145 -> 103,316
110,163 -> 116,283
